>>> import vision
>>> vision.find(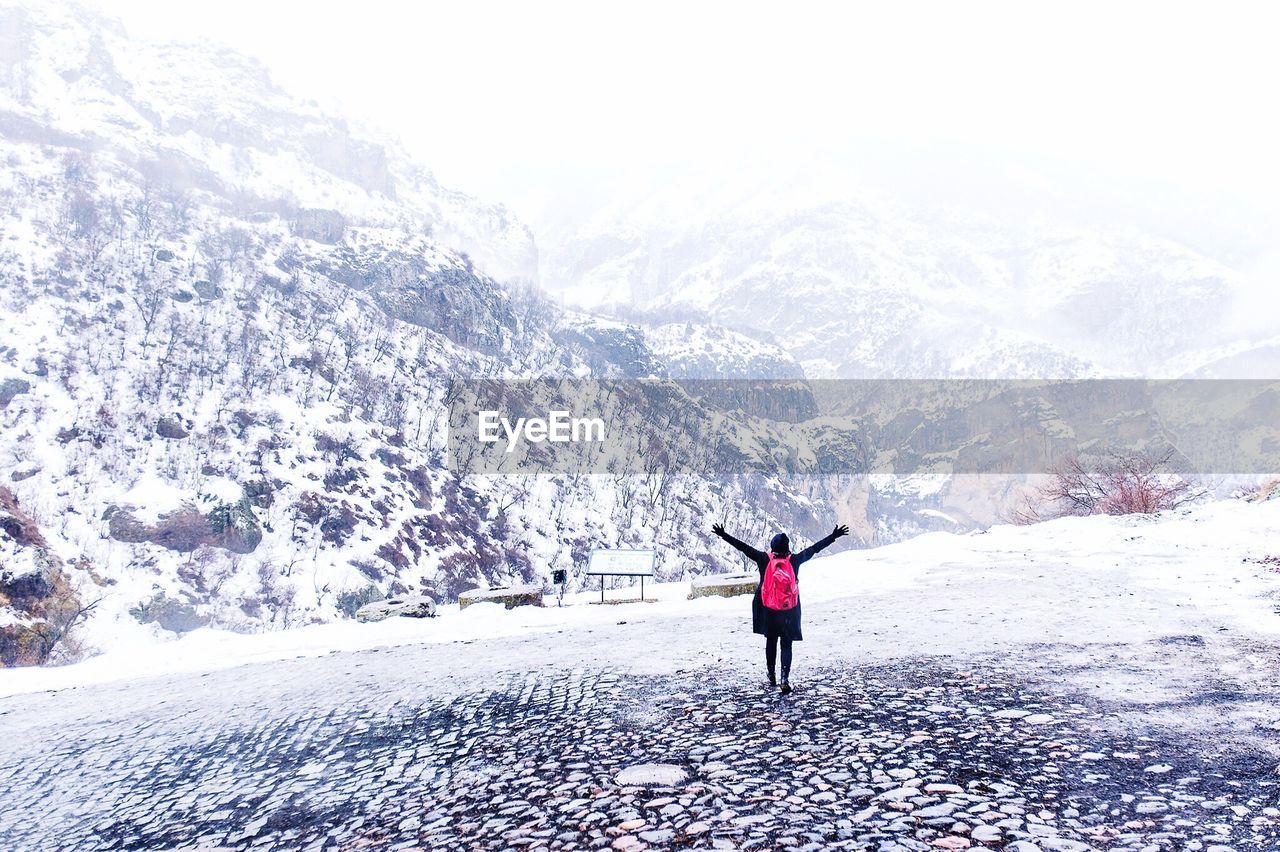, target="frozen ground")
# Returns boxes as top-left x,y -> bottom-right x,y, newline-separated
2,500 -> 1280,849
